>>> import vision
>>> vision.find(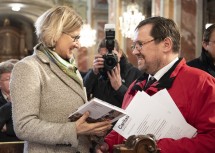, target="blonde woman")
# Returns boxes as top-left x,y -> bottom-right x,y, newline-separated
10,6 -> 112,153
